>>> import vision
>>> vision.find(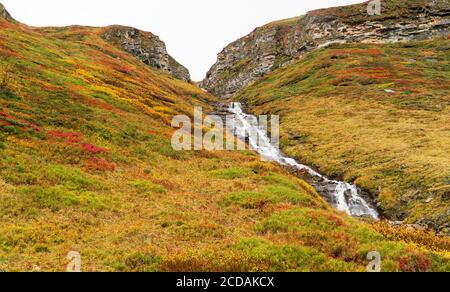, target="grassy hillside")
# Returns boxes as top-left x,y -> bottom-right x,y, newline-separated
235,38 -> 450,232
0,18 -> 449,271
